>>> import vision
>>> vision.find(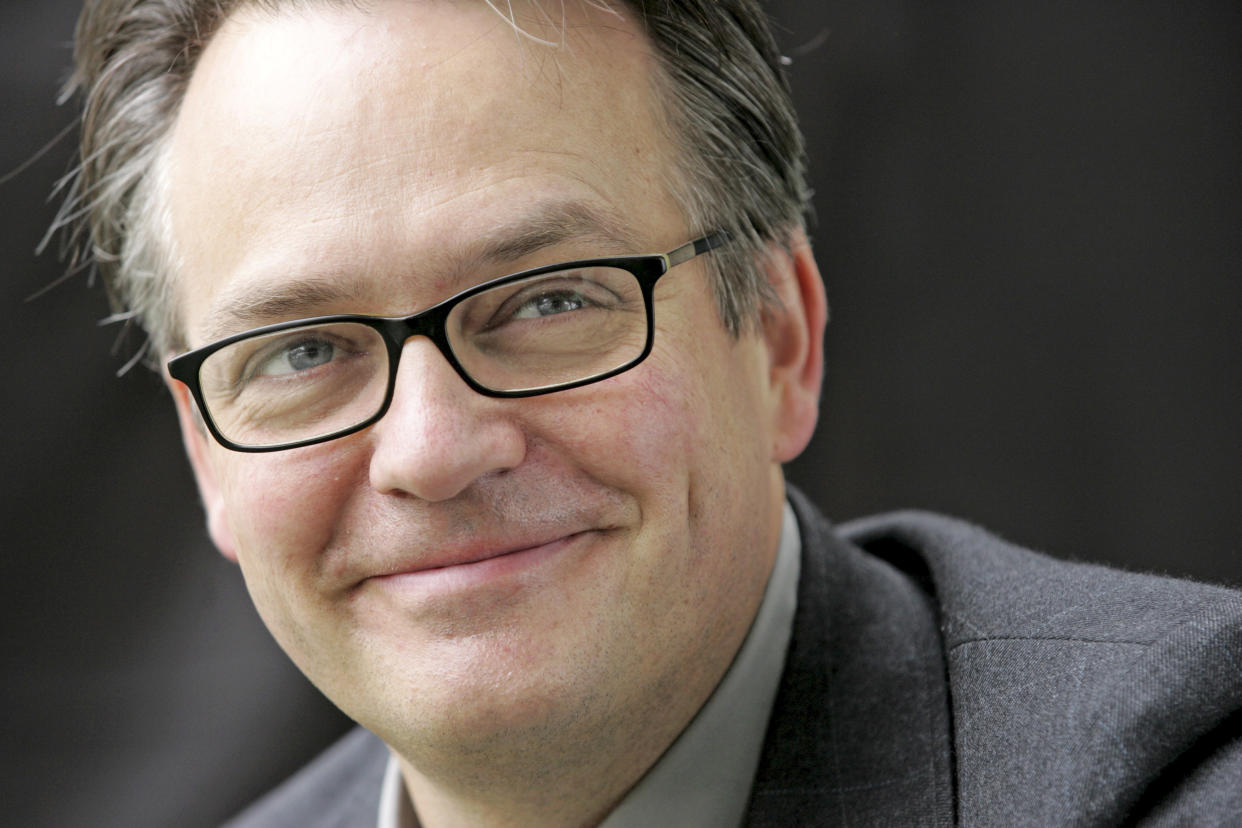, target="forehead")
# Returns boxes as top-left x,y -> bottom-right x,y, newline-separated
166,0 -> 682,341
